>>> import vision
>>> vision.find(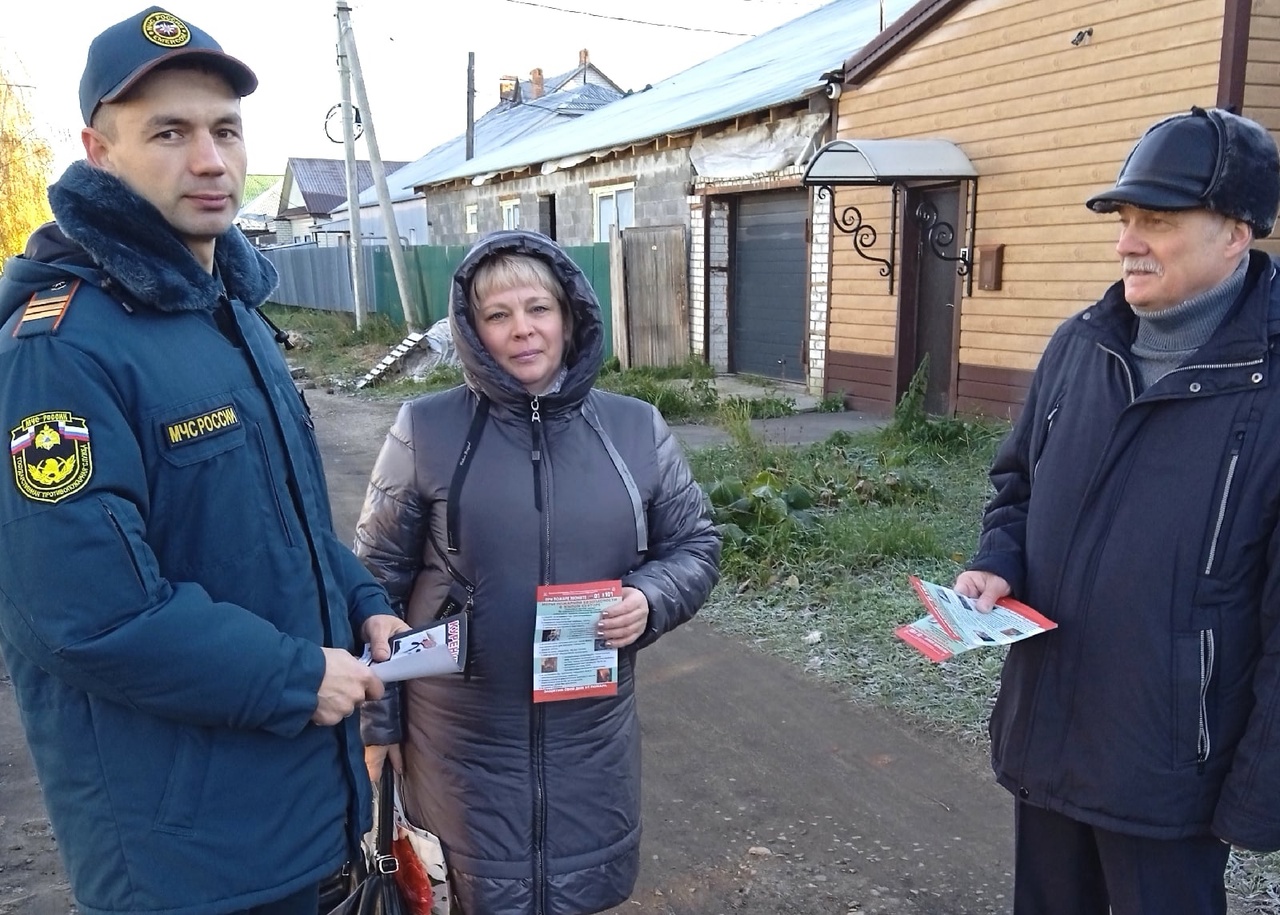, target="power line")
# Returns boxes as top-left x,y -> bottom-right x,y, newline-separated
501,1 -> 755,37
